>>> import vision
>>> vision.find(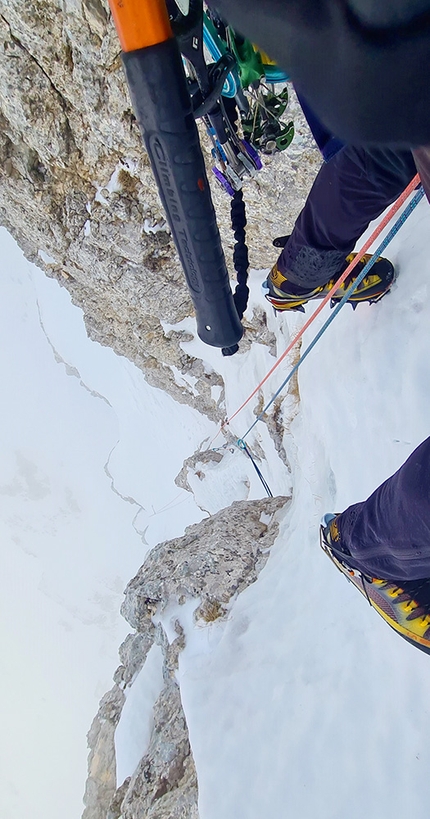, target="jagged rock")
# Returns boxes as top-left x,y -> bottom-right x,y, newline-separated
122,496 -> 289,630
107,777 -> 131,819
115,629 -> 156,687
83,685 -> 125,819
0,0 -> 319,416
175,448 -> 224,494
118,682 -> 199,819
84,495 -> 289,819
